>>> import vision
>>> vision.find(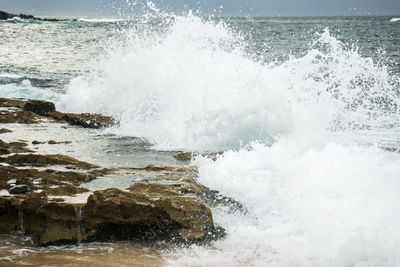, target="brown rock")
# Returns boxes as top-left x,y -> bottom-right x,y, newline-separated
0,128 -> 12,134
0,165 -> 98,192
0,108 -> 41,124
0,98 -> 116,129
46,186 -> 88,196
174,152 -> 194,161
83,184 -> 217,243
2,154 -> 99,169
0,184 -> 220,245
21,198 -> 81,245
0,139 -> 32,155
47,140 -> 72,145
